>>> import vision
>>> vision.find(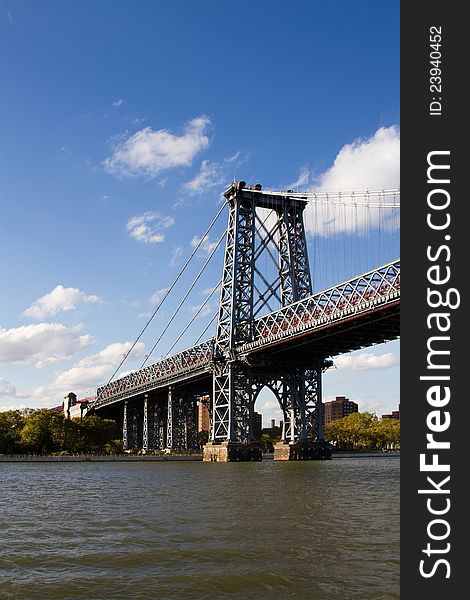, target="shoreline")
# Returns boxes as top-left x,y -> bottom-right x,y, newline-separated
0,451 -> 399,462
0,454 -> 203,462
